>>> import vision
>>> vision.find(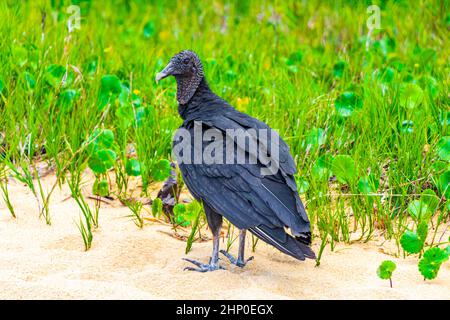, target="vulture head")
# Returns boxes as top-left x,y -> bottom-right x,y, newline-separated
155,50 -> 204,105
